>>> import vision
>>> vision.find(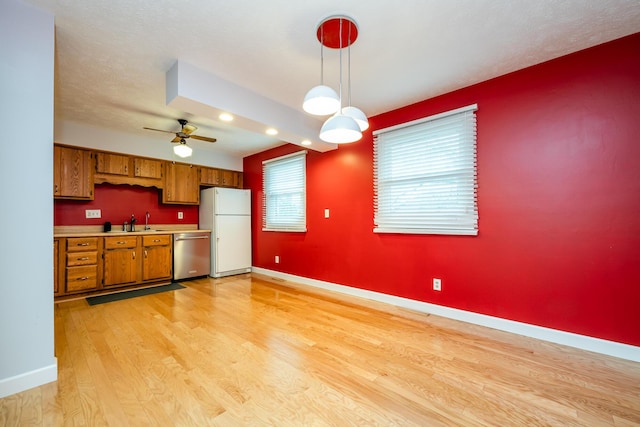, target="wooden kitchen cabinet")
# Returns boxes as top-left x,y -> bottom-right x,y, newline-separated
163,162 -> 200,204
103,236 -> 138,286
54,239 -> 60,295
142,235 -> 172,281
54,145 -> 94,200
134,158 -> 163,179
200,166 -> 221,186
64,237 -> 100,293
95,152 -> 129,176
221,170 -> 242,188
200,166 -> 243,189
